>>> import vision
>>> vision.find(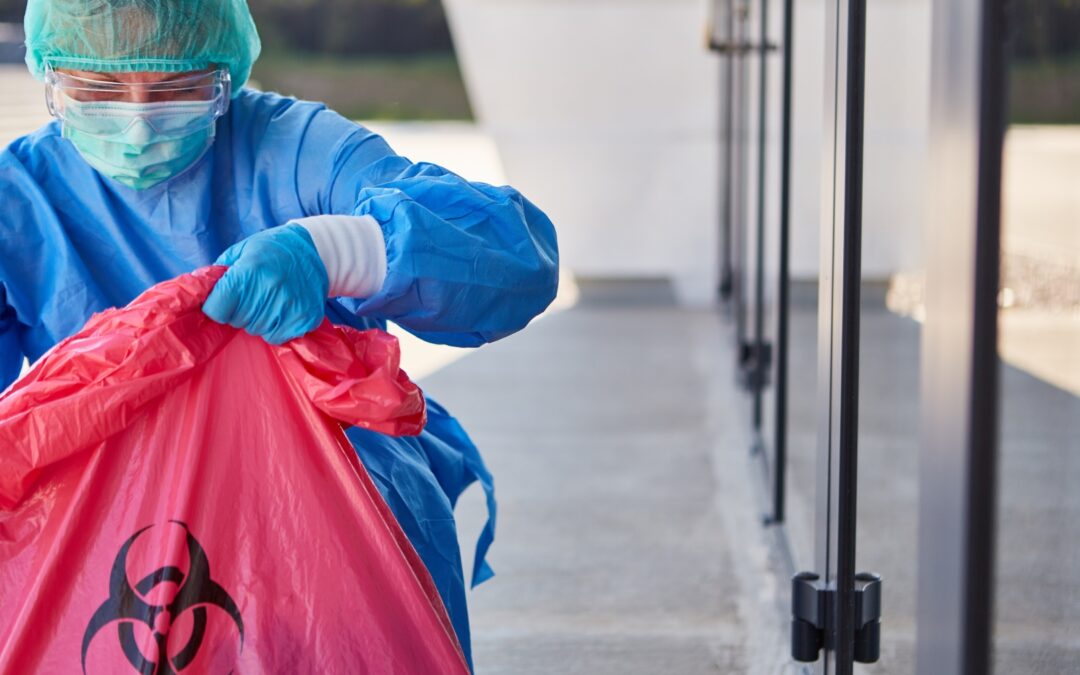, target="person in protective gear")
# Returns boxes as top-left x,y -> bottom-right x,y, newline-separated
2,0 -> 560,668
